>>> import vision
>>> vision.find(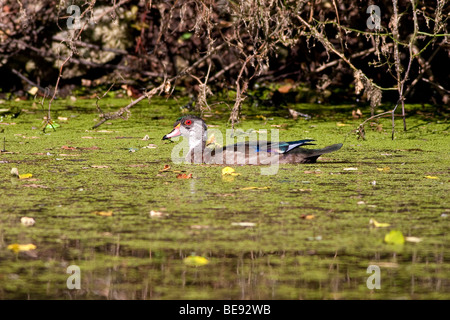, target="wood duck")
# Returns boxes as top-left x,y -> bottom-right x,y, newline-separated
162,115 -> 343,164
